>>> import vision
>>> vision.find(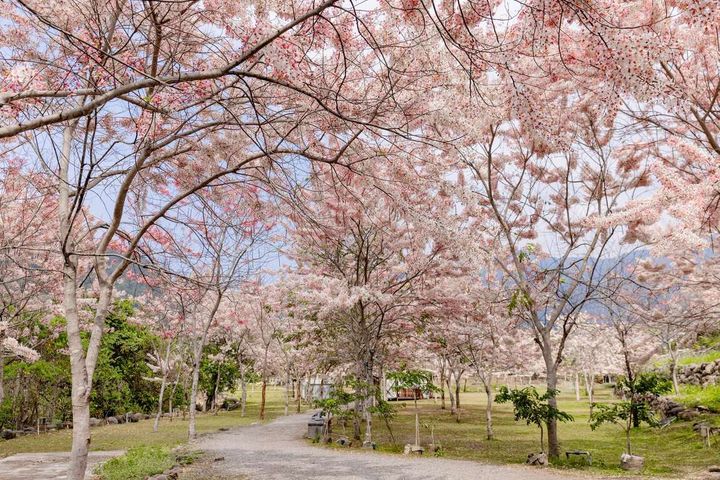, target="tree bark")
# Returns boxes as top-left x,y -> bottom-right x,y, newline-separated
212,362 -> 222,414
439,360 -> 446,410
574,372 -> 581,401
284,370 -> 291,416
446,377 -> 456,415
188,345 -> 202,439
239,360 -> 247,417
545,365 -> 560,458
259,380 -> 267,420
153,375 -> 167,432
484,379 -> 494,440
0,354 -> 5,405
